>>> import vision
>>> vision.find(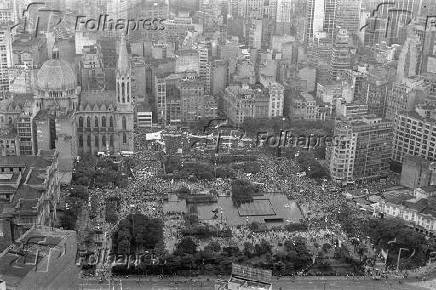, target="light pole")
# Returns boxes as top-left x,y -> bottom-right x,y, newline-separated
397,248 -> 409,272
277,117 -> 286,157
